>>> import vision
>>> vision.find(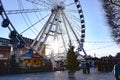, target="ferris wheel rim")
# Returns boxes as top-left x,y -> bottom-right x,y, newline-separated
0,0 -> 87,57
